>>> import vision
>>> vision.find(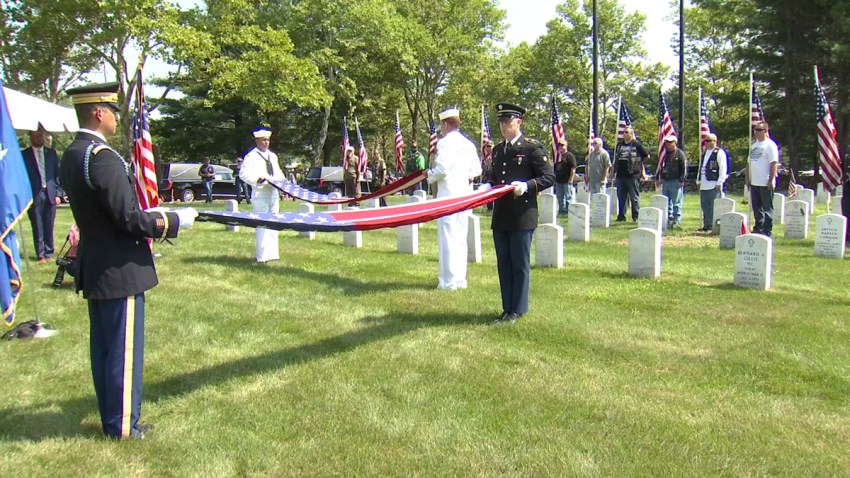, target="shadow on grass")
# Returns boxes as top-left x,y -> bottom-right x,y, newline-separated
0,311 -> 488,442
188,254 -> 433,295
